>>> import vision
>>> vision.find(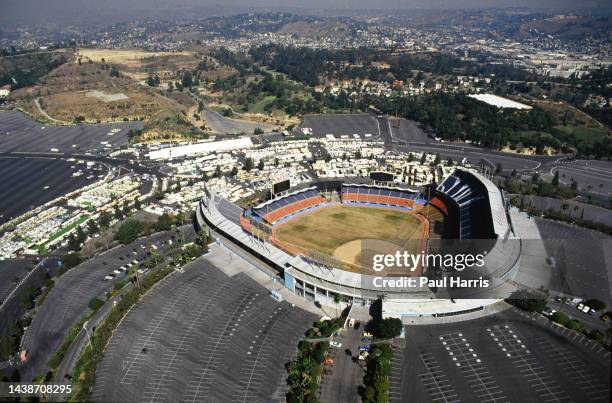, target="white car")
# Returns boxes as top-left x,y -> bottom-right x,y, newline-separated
330,341 -> 342,348
103,274 -> 114,281
113,269 -> 121,274
582,305 -> 590,313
